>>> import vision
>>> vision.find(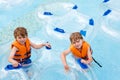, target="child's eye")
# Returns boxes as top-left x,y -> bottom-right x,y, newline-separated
23,36 -> 26,38
18,36 -> 23,39
72,42 -> 75,44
